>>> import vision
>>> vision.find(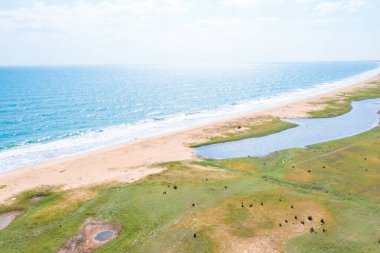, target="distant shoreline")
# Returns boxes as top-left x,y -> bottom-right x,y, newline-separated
0,71 -> 379,203
1,63 -> 380,172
